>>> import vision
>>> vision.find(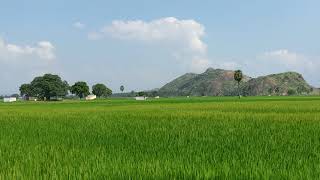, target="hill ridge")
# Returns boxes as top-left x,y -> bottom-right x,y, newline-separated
159,68 -> 314,96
